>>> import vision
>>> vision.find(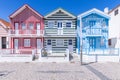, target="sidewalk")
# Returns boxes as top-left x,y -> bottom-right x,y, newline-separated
0,62 -> 120,80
